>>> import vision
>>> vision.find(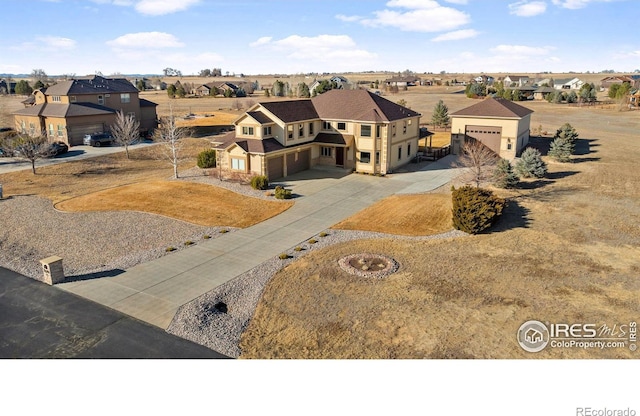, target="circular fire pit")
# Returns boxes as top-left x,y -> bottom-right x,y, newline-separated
338,253 -> 399,278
